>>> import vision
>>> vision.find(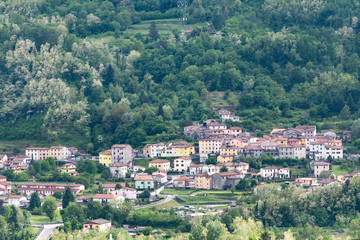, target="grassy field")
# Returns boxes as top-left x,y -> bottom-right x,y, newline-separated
161,189 -> 196,195
332,165 -> 350,175
177,196 -> 232,204
30,215 -> 55,224
155,200 -> 181,210
134,159 -> 150,168
124,19 -> 184,36
0,140 -> 46,155
193,191 -> 243,198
